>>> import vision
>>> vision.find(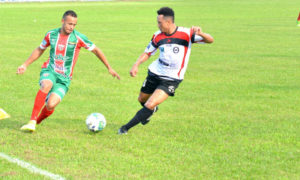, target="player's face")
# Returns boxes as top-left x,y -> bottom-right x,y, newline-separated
61,15 -> 77,35
157,15 -> 170,33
